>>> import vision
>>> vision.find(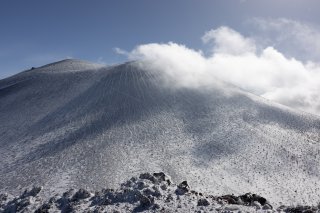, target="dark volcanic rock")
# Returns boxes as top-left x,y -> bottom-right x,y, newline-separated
239,193 -> 269,206
175,181 -> 190,195
139,195 -> 153,208
72,189 -> 91,201
139,173 -> 157,183
197,198 -> 210,206
21,186 -> 42,198
219,194 -> 243,205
